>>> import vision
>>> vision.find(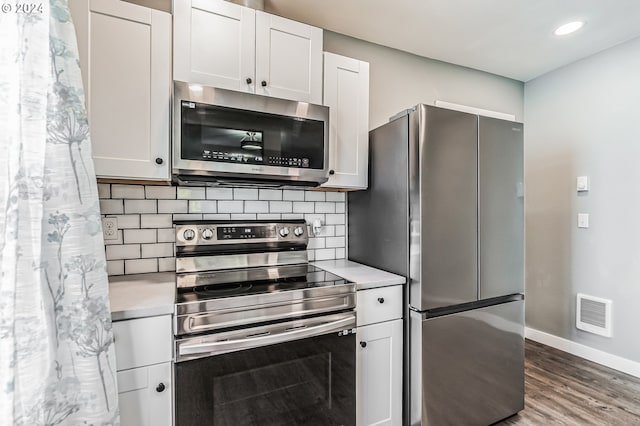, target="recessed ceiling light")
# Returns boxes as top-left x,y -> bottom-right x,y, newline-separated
554,21 -> 585,36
